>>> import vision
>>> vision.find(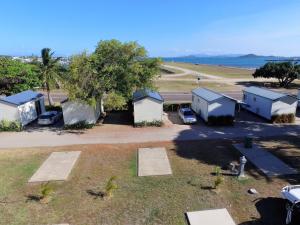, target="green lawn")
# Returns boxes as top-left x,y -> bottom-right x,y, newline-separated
0,140 -> 294,225
164,62 -> 254,78
155,80 -> 237,92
